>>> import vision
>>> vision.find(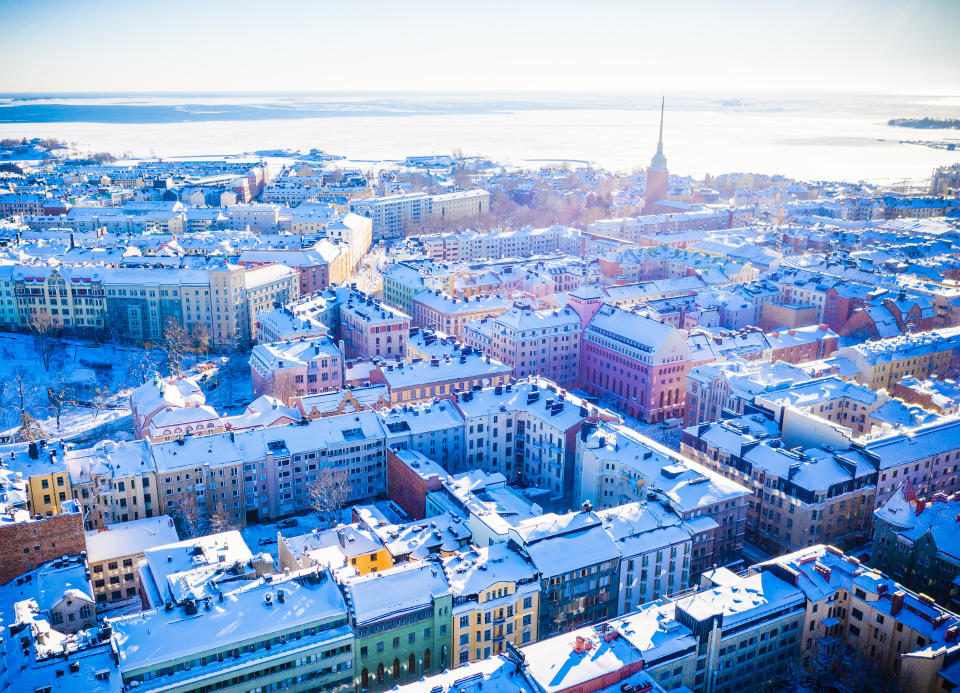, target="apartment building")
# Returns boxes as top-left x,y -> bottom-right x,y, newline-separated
756,544 -> 960,691
463,303 -> 581,385
508,508 -> 622,638
579,303 -> 693,423
412,291 -> 509,337
445,543 -> 540,666
856,417 -> 960,505
340,290 -> 411,358
576,422 -> 750,578
382,263 -> 428,315
108,567 -> 355,693
239,410 -> 387,522
453,379 -> 607,494
369,351 -> 511,405
84,515 -> 178,605
345,562 -> 454,690
673,567 -> 806,693
872,481 -> 960,607
412,225 -> 580,263
683,418 -> 878,554
599,502 -> 693,614
249,336 -> 344,403
838,326 -> 960,391
352,189 -> 489,241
